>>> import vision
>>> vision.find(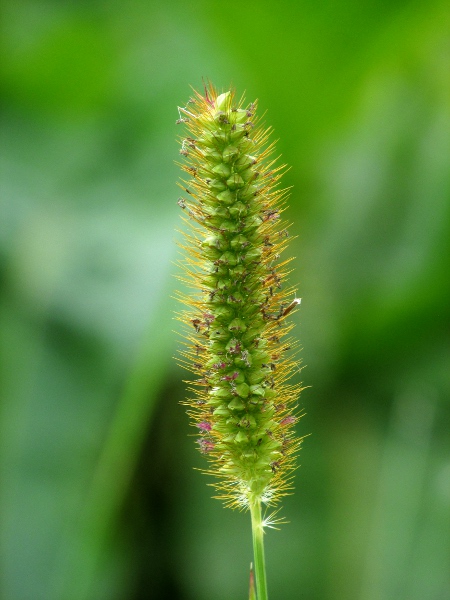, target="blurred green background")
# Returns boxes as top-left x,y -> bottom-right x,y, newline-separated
1,0 -> 449,599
